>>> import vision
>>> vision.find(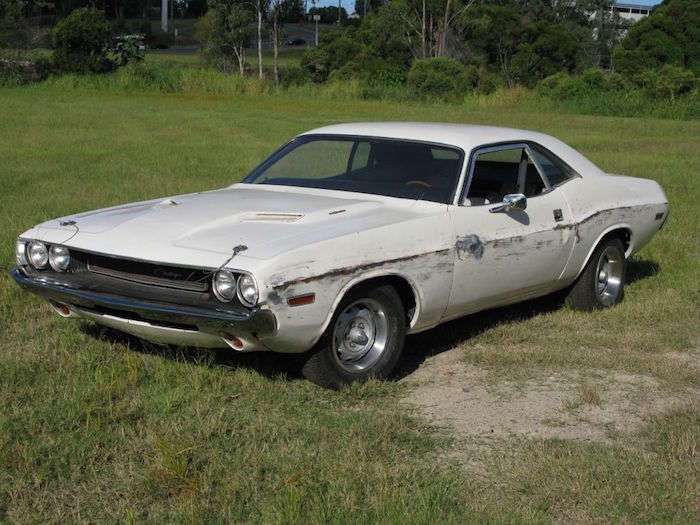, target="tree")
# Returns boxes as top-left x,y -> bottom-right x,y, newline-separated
511,20 -> 583,86
197,0 -> 253,74
614,0 -> 700,76
53,7 -> 112,73
353,0 -> 385,18
0,0 -> 25,48
390,0 -> 475,60
459,3 -> 522,86
283,0 -> 303,22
